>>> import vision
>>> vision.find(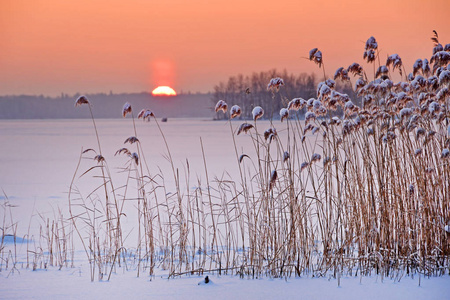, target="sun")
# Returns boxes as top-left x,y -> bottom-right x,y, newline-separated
152,86 -> 177,96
